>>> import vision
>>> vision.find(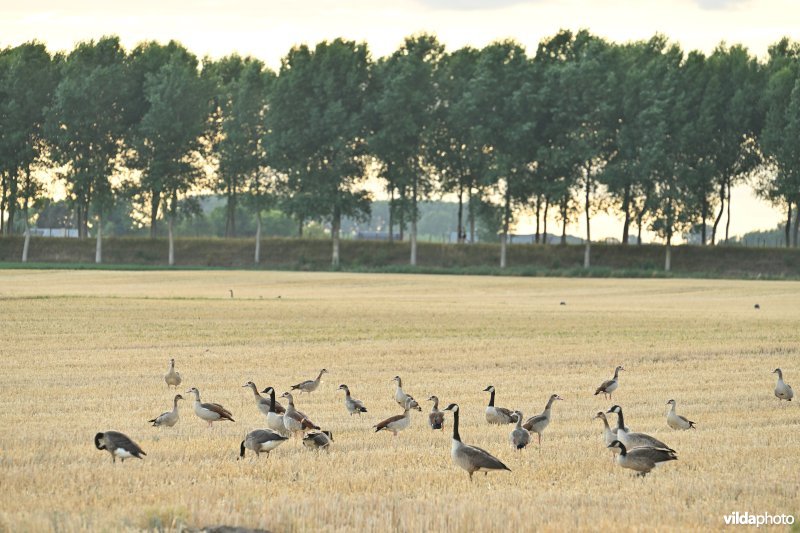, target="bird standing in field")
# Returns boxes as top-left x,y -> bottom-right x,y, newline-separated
665,399 -> 696,430
427,395 -> 445,430
392,376 -> 421,411
280,391 -> 320,439
148,394 -> 184,427
164,358 -> 181,389
261,387 -> 289,436
595,365 -> 624,400
483,385 -> 515,425
773,368 -> 794,401
291,369 -> 328,394
243,381 -> 284,418
608,440 -> 677,476
186,387 -> 235,427
338,384 -> 368,416
523,394 -> 564,447
303,430 -> 333,450
94,431 -> 146,463
594,412 -> 620,458
443,403 -> 510,481
607,405 -> 674,451
239,429 -> 288,459
510,411 -> 531,450
374,397 -> 416,438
